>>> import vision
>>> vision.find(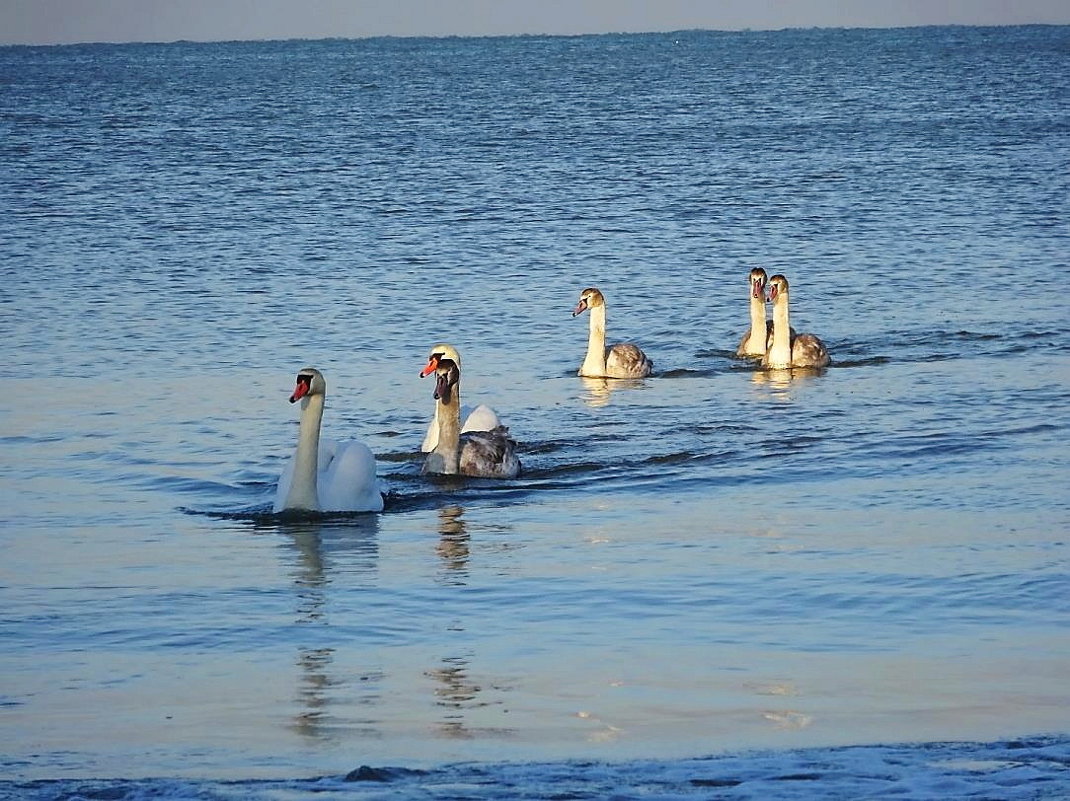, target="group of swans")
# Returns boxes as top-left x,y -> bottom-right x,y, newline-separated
734,268 -> 830,369
273,271 -> 828,513
274,345 -> 520,514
